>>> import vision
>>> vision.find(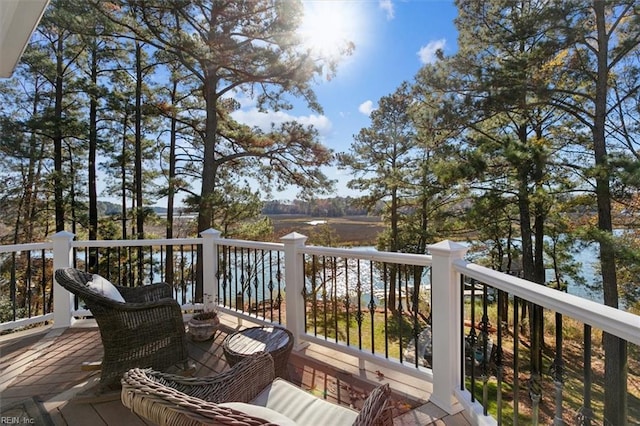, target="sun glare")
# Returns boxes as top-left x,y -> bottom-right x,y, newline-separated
299,1 -> 364,59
